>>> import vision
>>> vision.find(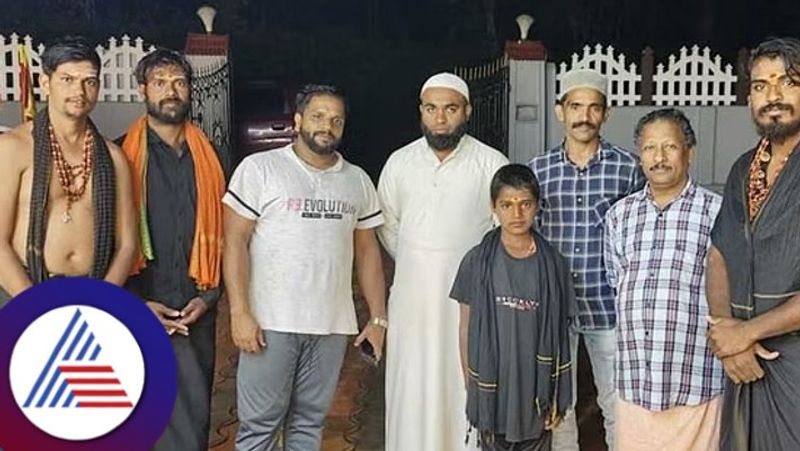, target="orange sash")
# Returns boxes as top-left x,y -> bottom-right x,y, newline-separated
121,115 -> 224,289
